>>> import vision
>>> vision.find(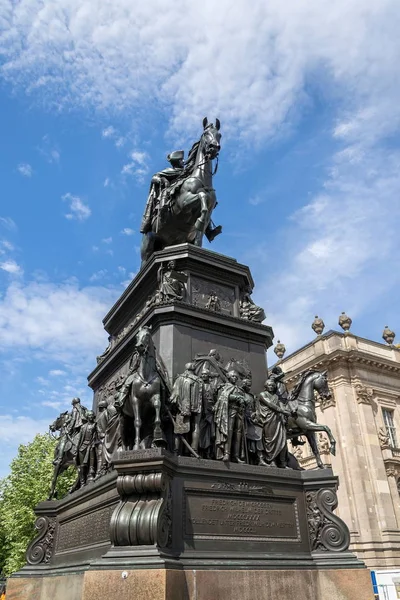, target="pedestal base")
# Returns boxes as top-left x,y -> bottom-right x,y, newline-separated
7,567 -> 374,600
